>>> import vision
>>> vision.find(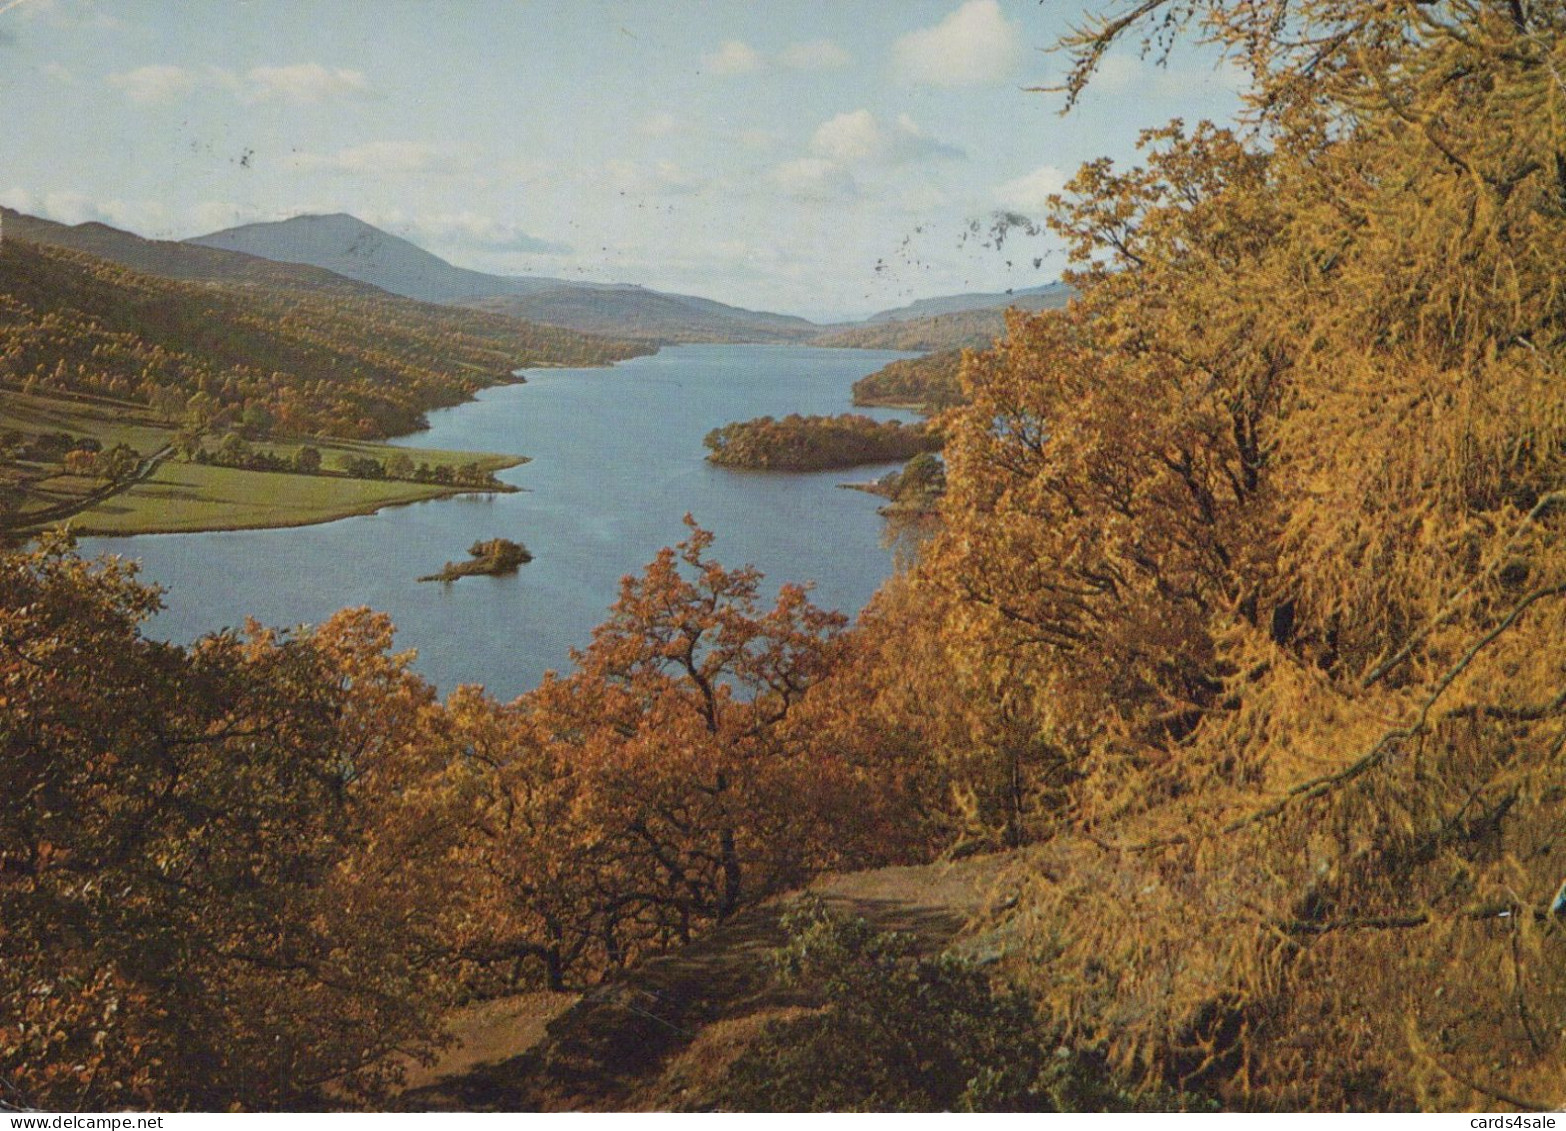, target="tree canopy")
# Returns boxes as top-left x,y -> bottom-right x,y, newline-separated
854,0 -> 1566,1110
